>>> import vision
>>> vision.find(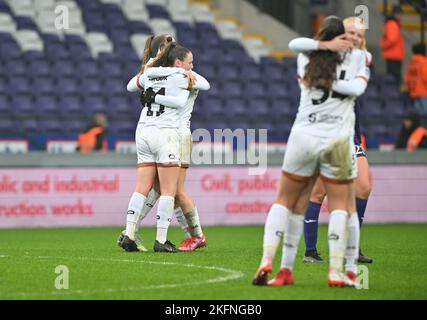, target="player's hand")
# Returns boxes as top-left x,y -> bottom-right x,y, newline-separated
183,70 -> 197,86
143,88 -> 157,105
322,35 -> 353,52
